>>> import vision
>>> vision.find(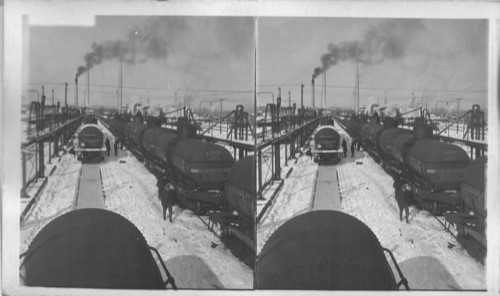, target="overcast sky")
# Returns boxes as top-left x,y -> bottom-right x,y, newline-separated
24,16 -> 255,110
24,16 -> 487,113
257,18 -> 488,111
